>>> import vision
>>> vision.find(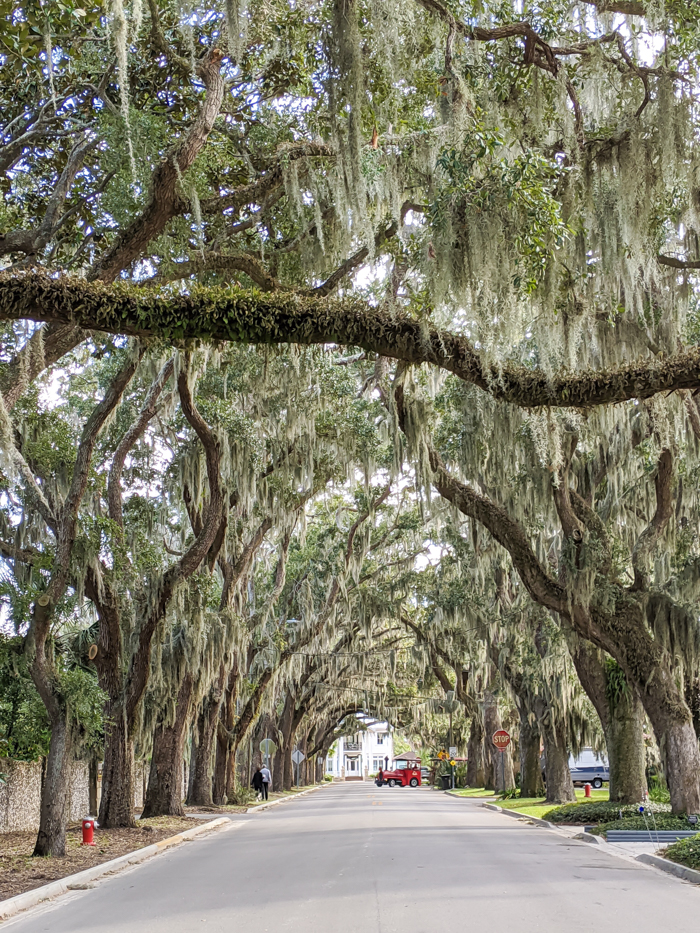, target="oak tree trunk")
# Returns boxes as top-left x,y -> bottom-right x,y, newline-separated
187,704 -> 218,807
213,666 -> 238,803
99,707 -> 135,828
466,717 -> 485,787
606,685 -> 647,804
142,675 -> 193,818
519,715 -> 544,798
541,716 -> 575,804
644,692 -> 700,814
33,715 -> 73,857
213,724 -> 230,804
566,636 -> 647,804
89,756 -> 99,816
